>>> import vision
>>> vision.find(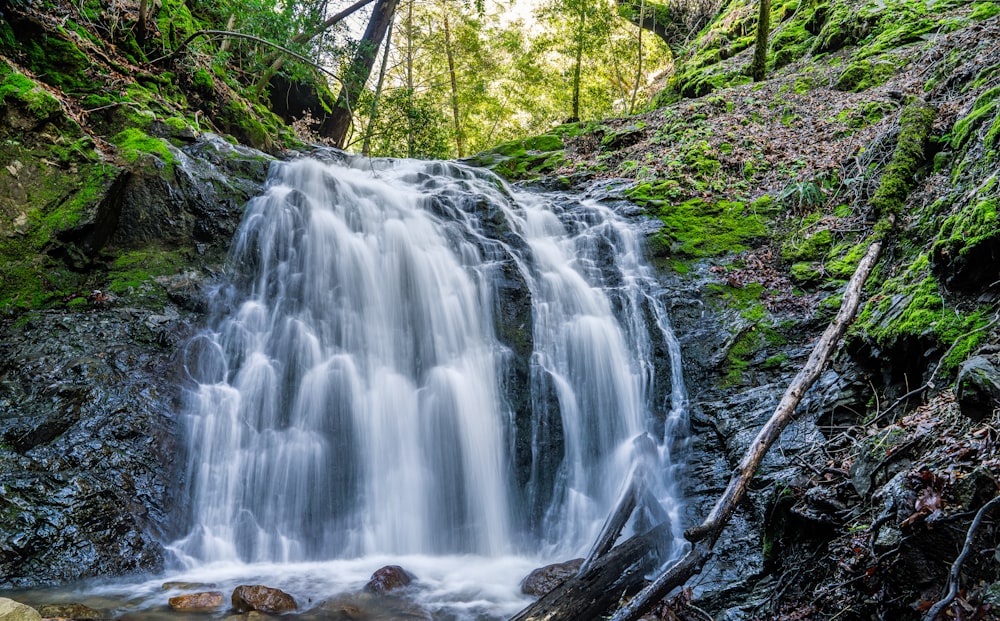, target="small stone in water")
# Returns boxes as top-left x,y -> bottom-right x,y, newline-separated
231,586 -> 297,614
364,565 -> 414,594
168,592 -> 225,612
